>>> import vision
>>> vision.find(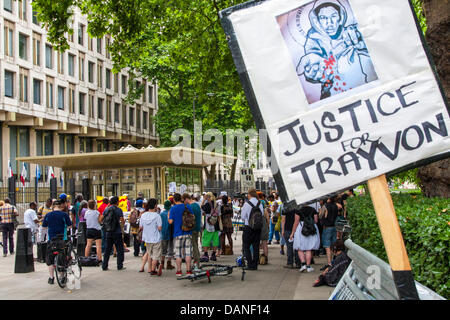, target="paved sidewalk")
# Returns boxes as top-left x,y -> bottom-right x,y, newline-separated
0,231 -> 333,300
